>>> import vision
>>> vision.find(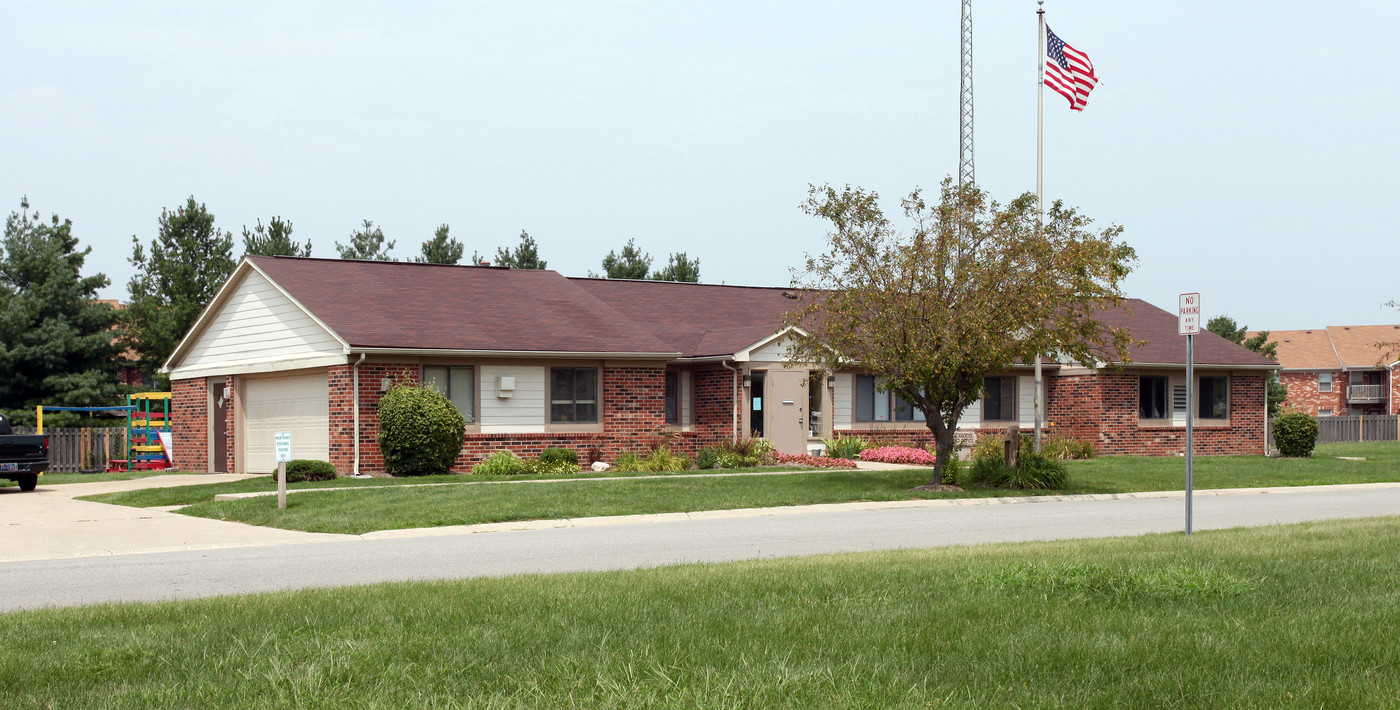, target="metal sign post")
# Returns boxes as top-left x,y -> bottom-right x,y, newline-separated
1179,293 -> 1200,535
274,431 -> 292,510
